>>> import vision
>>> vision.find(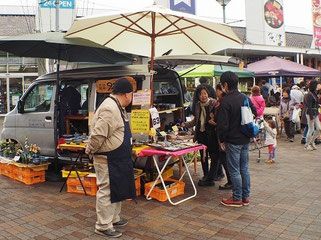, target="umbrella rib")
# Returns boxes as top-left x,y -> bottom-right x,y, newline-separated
158,25 -> 197,37
159,14 -> 208,54
182,18 -> 241,44
103,12 -> 151,46
155,15 -> 184,36
65,11 -> 149,37
109,21 -> 149,36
